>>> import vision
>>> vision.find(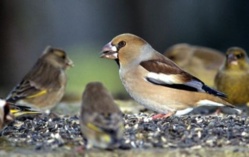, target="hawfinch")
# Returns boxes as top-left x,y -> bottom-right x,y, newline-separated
100,33 -> 240,117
